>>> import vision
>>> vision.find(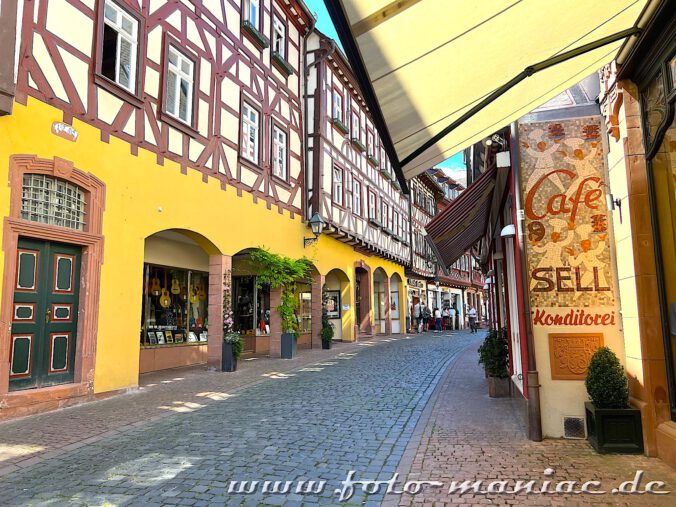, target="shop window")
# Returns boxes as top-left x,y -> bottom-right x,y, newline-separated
165,46 -> 195,125
232,276 -> 270,338
242,102 -> 260,163
298,289 -> 311,333
140,264 -> 208,346
21,174 -> 86,230
101,0 -> 138,92
272,124 -> 288,180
